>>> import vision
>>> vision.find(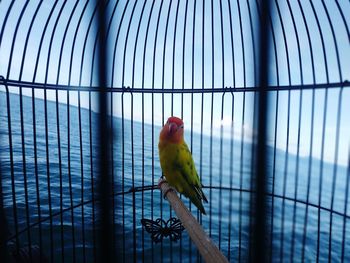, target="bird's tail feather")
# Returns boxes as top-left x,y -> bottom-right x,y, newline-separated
194,185 -> 208,203
201,189 -> 208,203
190,194 -> 206,215
200,184 -> 208,203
